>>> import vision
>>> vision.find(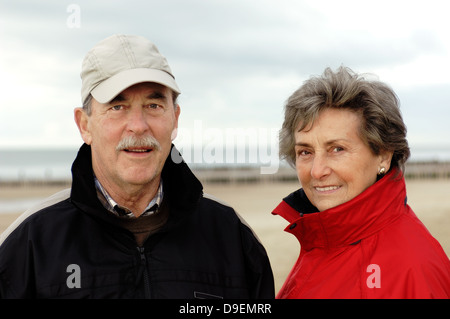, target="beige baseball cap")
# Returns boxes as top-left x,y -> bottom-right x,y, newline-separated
80,34 -> 180,104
